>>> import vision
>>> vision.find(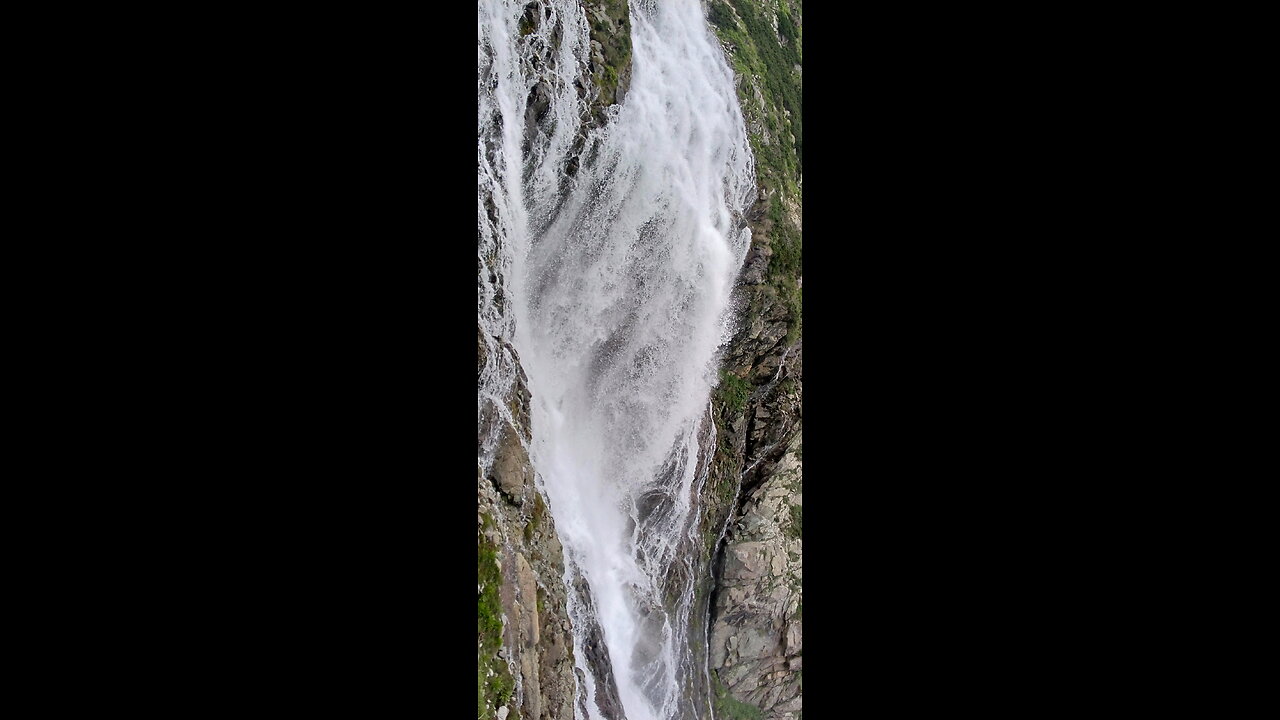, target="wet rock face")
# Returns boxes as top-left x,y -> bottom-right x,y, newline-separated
570,575 -> 627,720
479,336 -> 578,720
709,435 -> 802,720
582,0 -> 633,109
478,4 -> 637,716
701,3 -> 804,713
